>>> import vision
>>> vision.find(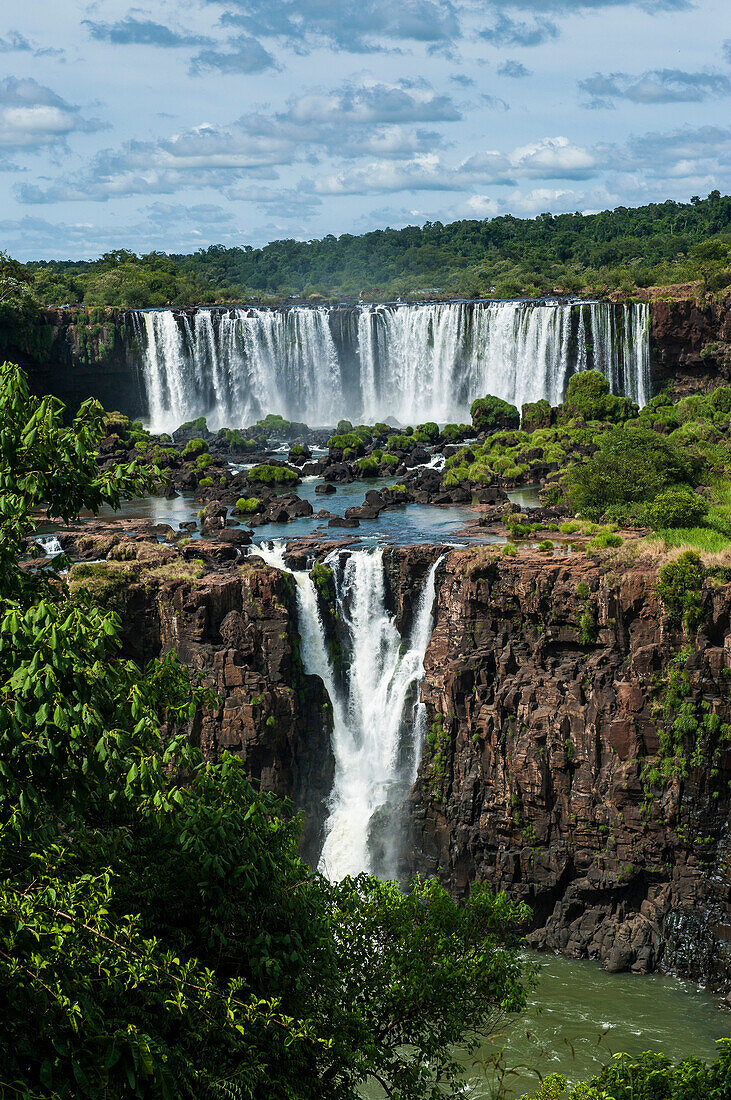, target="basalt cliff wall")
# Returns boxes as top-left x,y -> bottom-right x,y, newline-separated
407,548 -> 731,994
651,295 -> 731,395
1,307 -> 146,418
64,536 -> 731,992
